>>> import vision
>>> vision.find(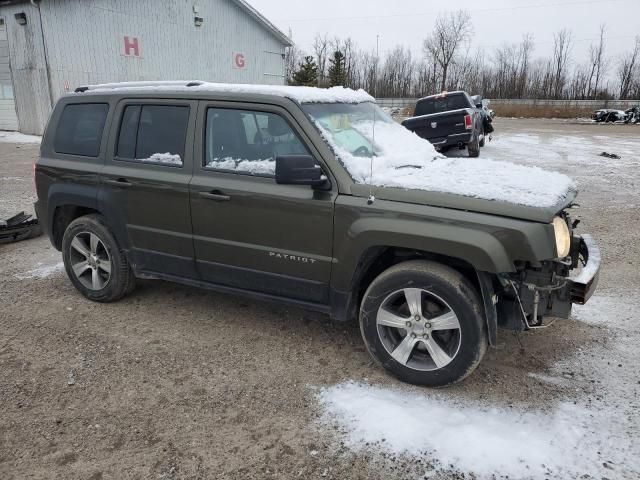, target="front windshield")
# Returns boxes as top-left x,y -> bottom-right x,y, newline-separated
303,103 -> 395,157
